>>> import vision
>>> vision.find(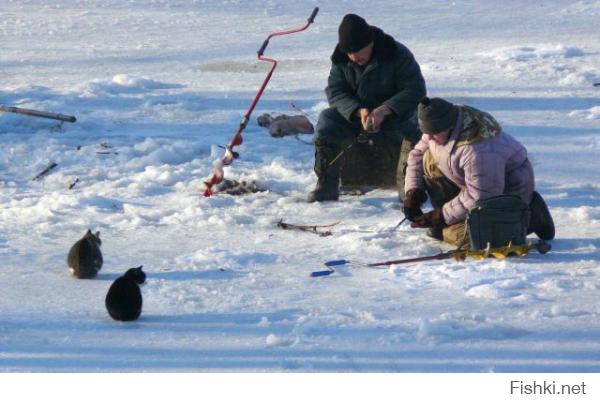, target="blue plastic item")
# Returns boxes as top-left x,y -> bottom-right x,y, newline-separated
324,260 -> 349,267
310,270 -> 334,277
